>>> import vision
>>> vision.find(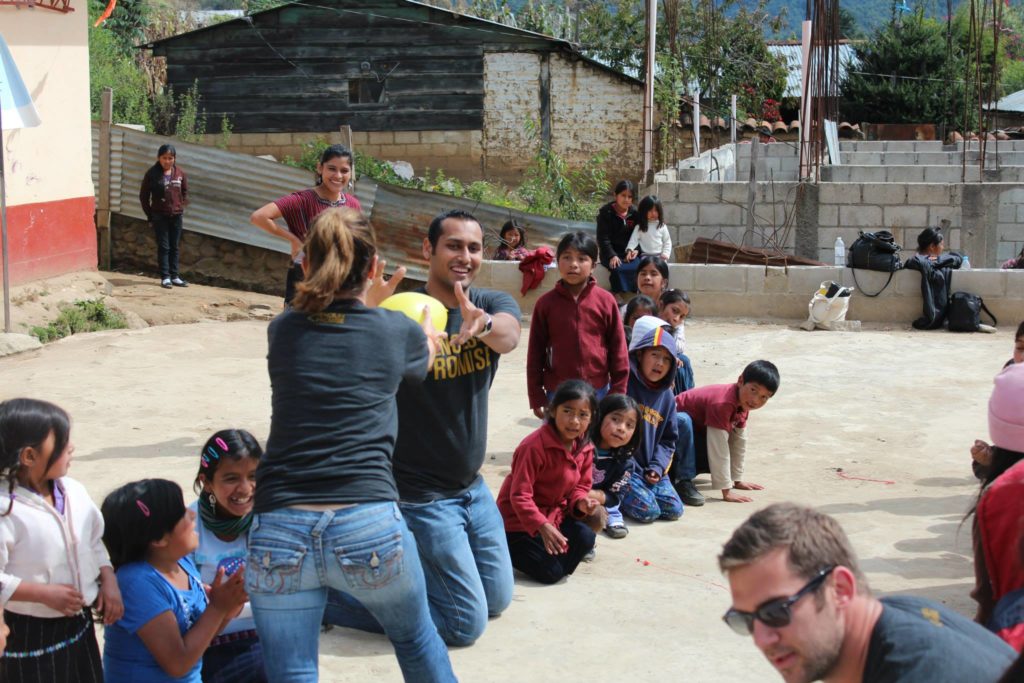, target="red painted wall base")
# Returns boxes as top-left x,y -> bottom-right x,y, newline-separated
1,196 -> 97,285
